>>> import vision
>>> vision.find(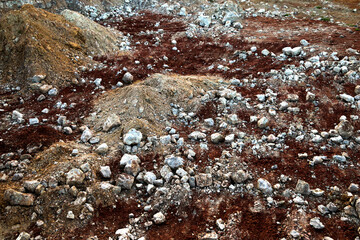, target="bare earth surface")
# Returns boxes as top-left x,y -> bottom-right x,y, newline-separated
0,0 -> 360,240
